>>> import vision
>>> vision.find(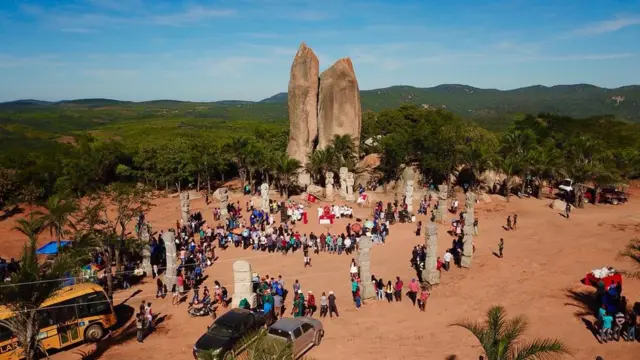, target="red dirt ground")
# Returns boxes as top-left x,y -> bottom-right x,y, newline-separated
1,189 -> 639,360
